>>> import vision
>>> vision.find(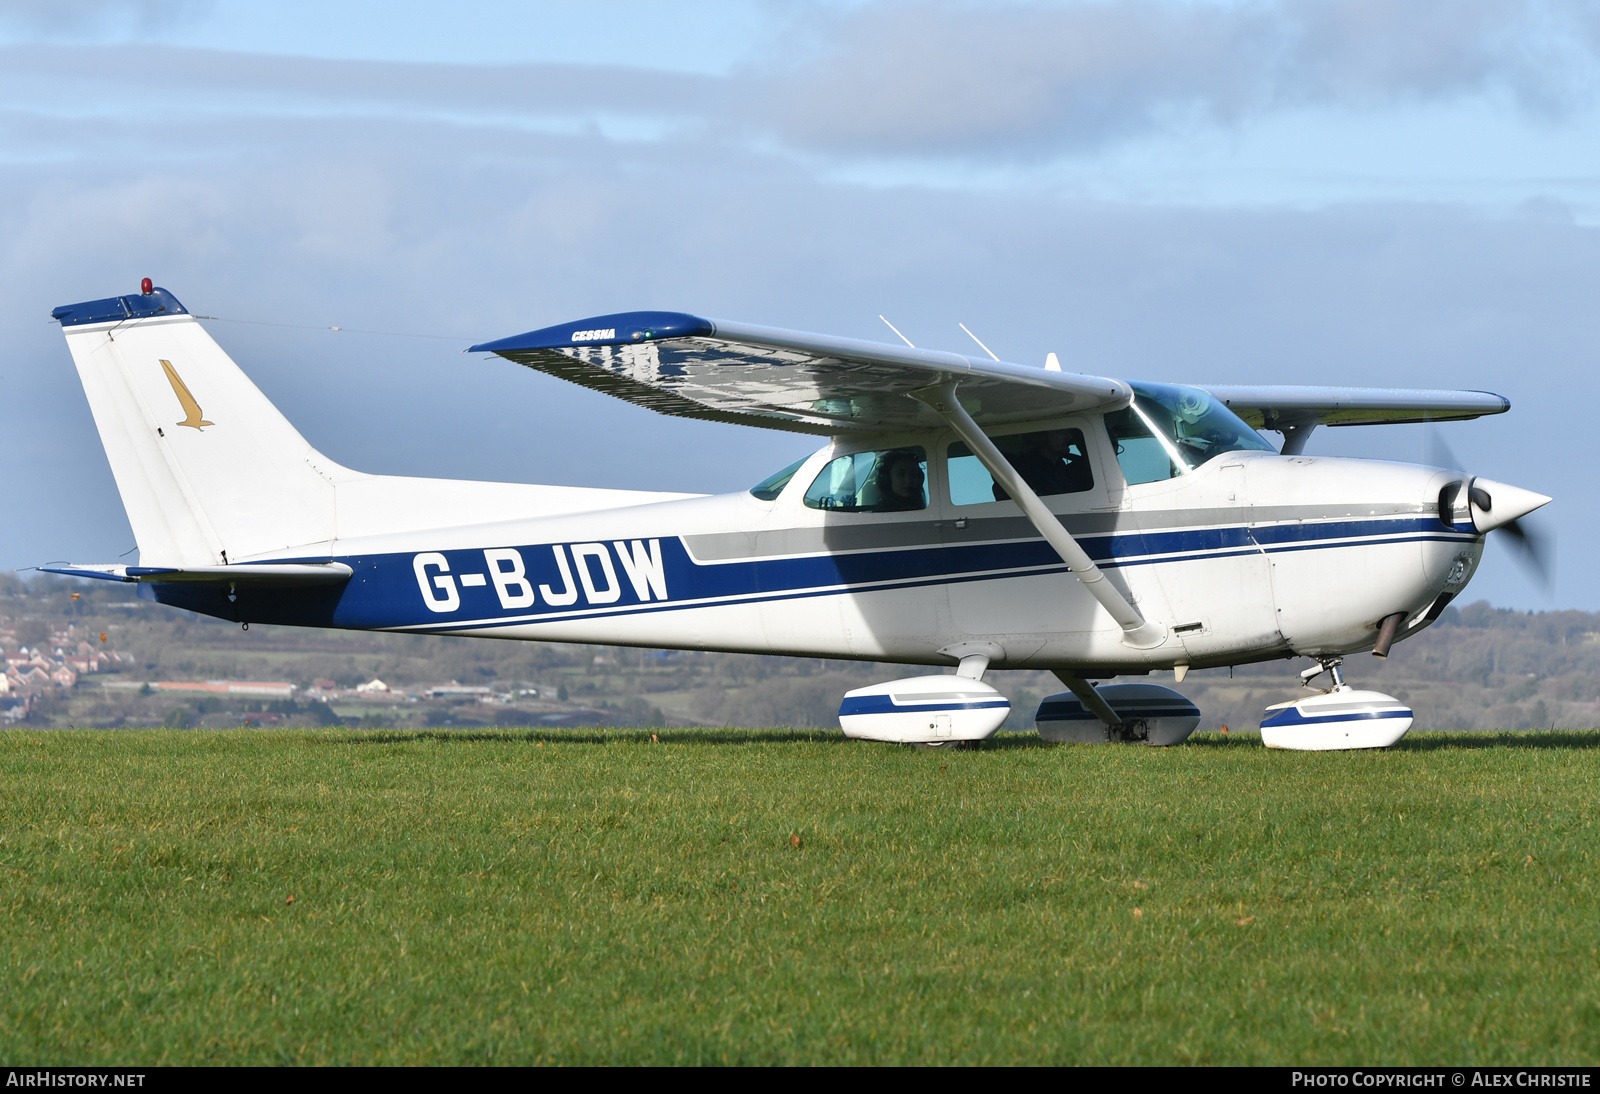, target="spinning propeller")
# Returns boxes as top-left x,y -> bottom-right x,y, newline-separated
1429,432 -> 1552,588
